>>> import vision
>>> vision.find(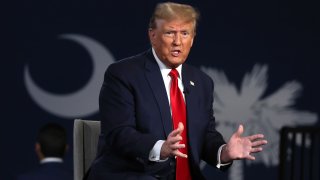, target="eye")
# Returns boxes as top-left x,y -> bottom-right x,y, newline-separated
164,31 -> 174,36
181,31 -> 190,38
